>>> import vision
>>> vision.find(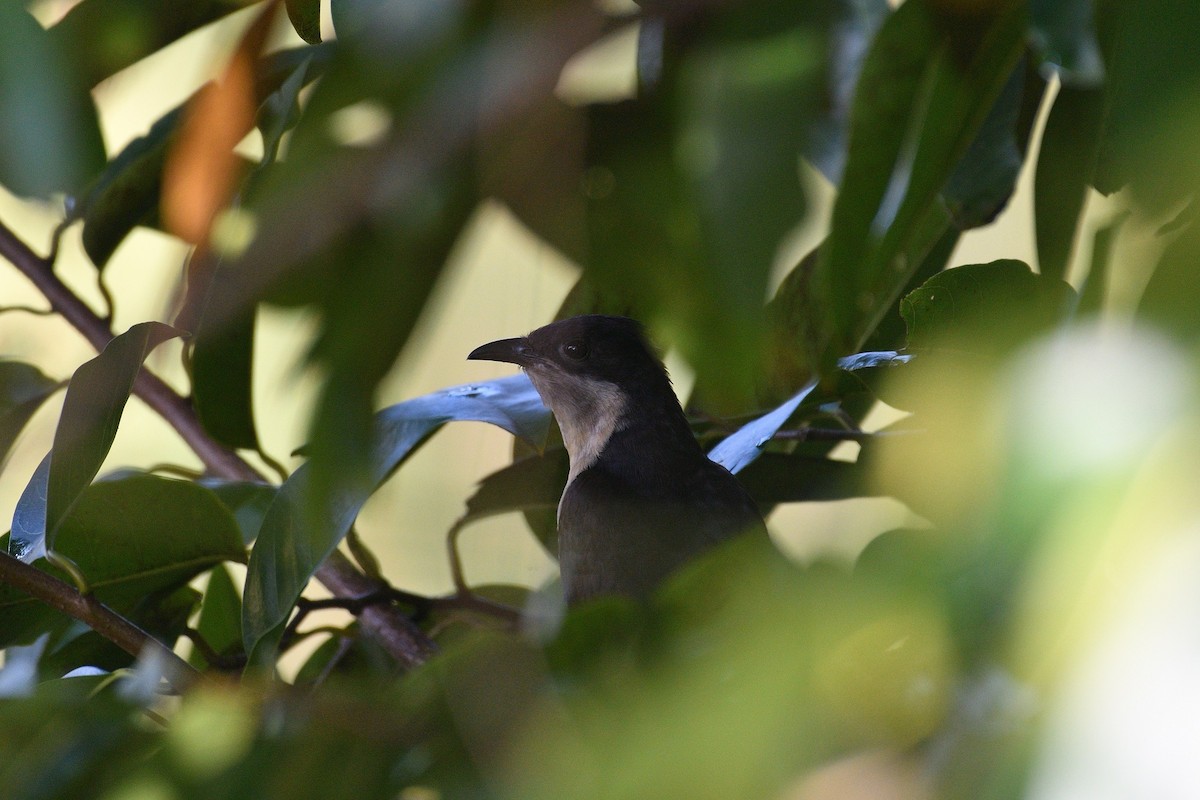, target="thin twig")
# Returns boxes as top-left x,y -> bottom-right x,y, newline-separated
0,552 -> 199,692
